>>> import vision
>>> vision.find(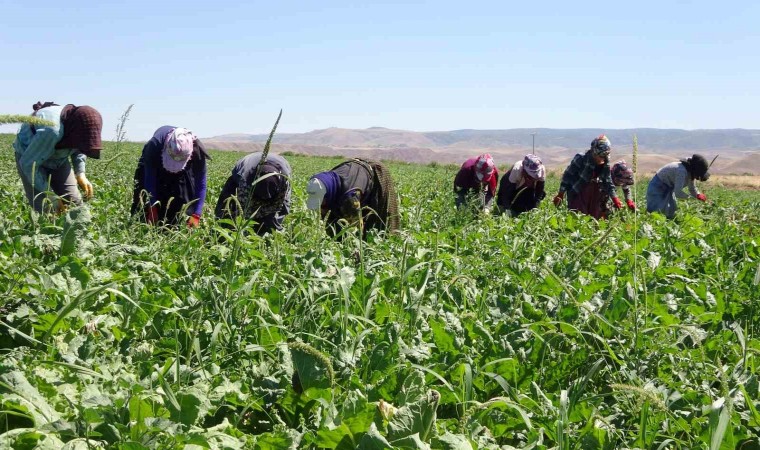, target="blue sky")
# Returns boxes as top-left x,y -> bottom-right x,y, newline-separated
1,0 -> 758,139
